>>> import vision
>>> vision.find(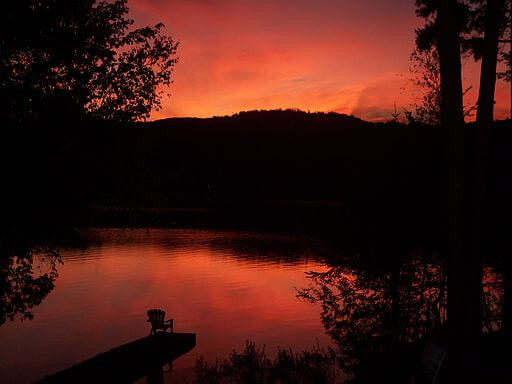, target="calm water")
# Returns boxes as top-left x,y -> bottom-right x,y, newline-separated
0,228 -> 333,383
